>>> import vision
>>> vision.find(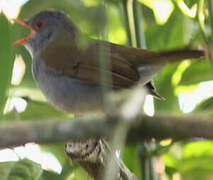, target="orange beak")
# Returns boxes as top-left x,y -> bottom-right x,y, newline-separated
13,19 -> 35,46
